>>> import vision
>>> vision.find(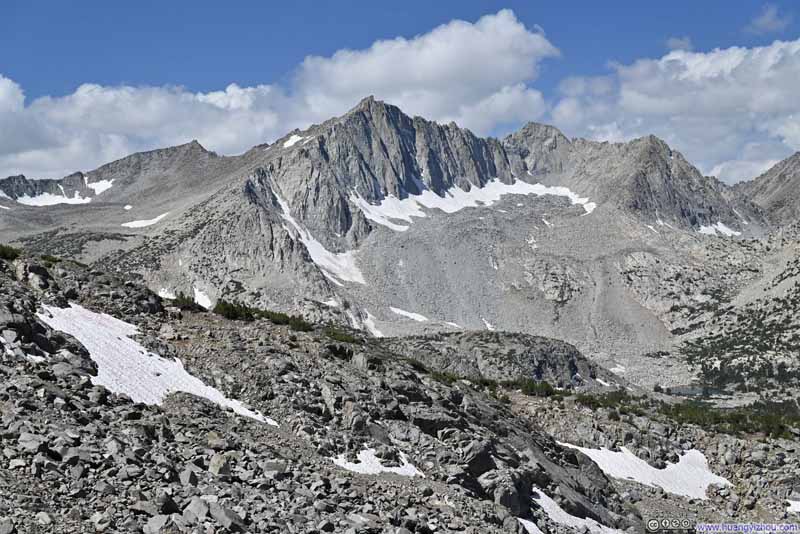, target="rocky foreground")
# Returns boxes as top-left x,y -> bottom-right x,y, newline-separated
1,250 -> 799,533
